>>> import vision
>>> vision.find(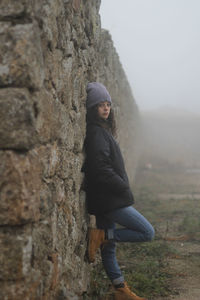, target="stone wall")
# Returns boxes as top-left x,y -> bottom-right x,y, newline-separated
0,1 -> 139,299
